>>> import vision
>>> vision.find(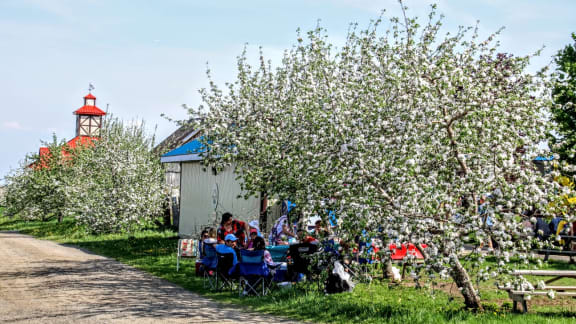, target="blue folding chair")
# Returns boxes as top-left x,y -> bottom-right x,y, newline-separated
237,249 -> 271,296
267,245 -> 289,262
201,244 -> 218,289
